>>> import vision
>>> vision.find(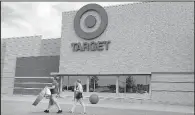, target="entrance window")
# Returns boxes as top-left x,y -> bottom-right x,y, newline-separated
89,76 -> 116,93
62,76 -> 87,92
119,75 -> 151,94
